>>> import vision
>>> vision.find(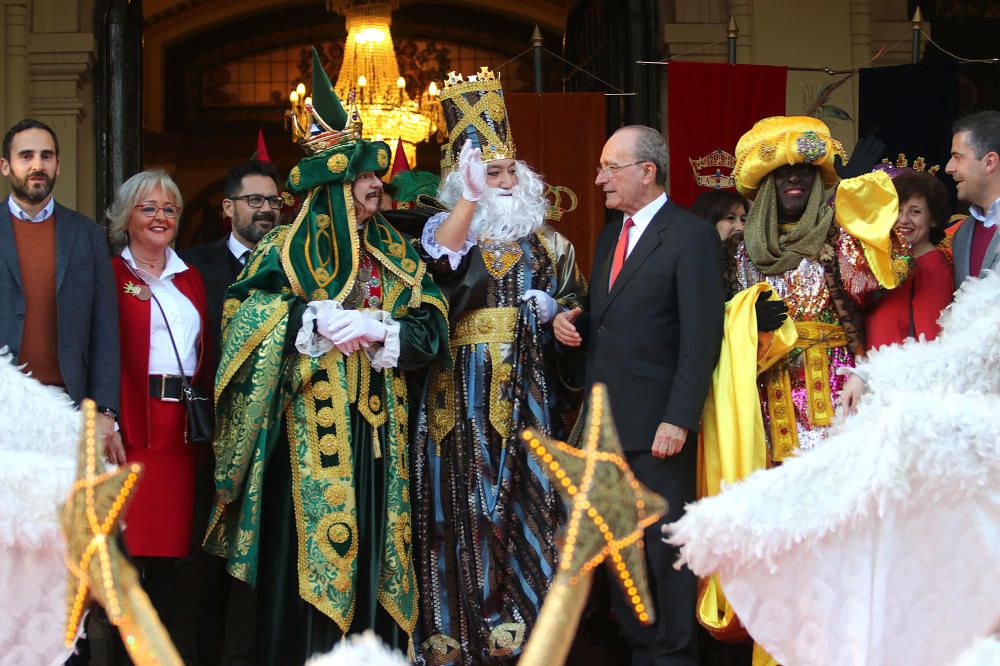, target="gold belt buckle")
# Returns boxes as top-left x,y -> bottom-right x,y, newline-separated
160,375 -> 181,402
